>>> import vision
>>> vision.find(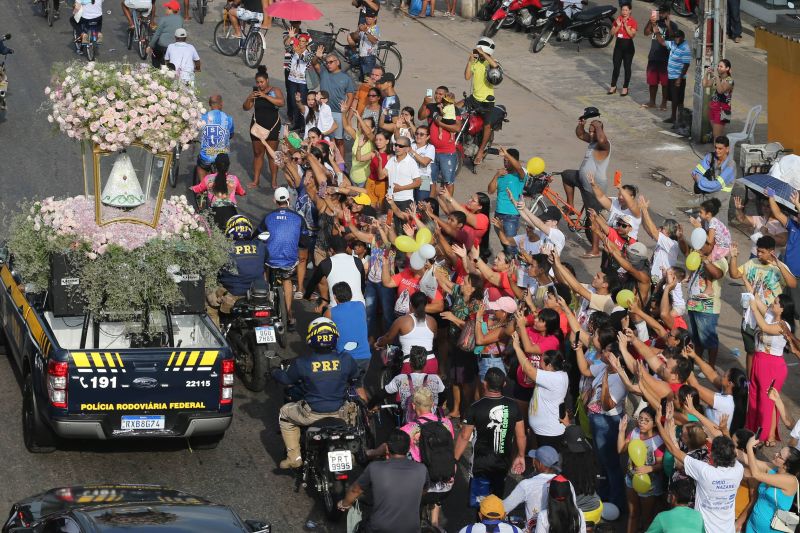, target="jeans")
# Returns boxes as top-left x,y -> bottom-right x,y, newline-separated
687,311 -> 720,350
494,213 -> 520,254
414,188 -> 431,202
478,356 -> 505,381
365,280 -> 396,334
610,38 -> 635,89
431,152 -> 458,186
285,79 -> 308,132
359,55 -> 377,81
589,412 -> 625,510
727,0 -> 742,38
